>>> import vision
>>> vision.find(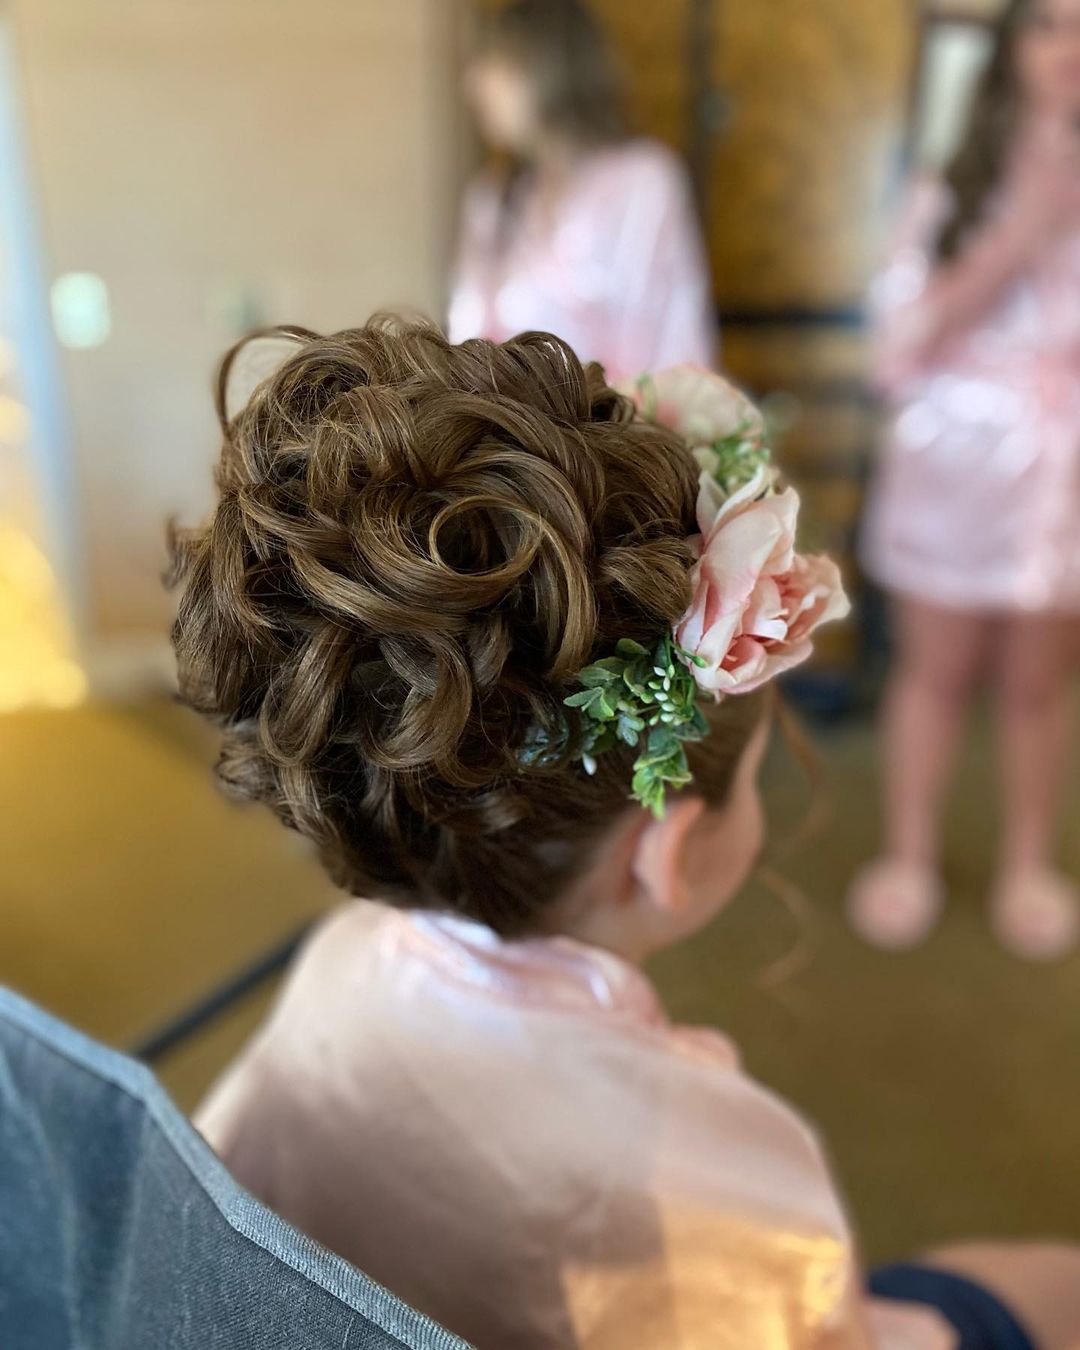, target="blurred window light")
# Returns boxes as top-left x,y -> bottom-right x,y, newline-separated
916,23 -> 994,170
50,271 -> 111,349
38,657 -> 87,709
0,522 -> 87,713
